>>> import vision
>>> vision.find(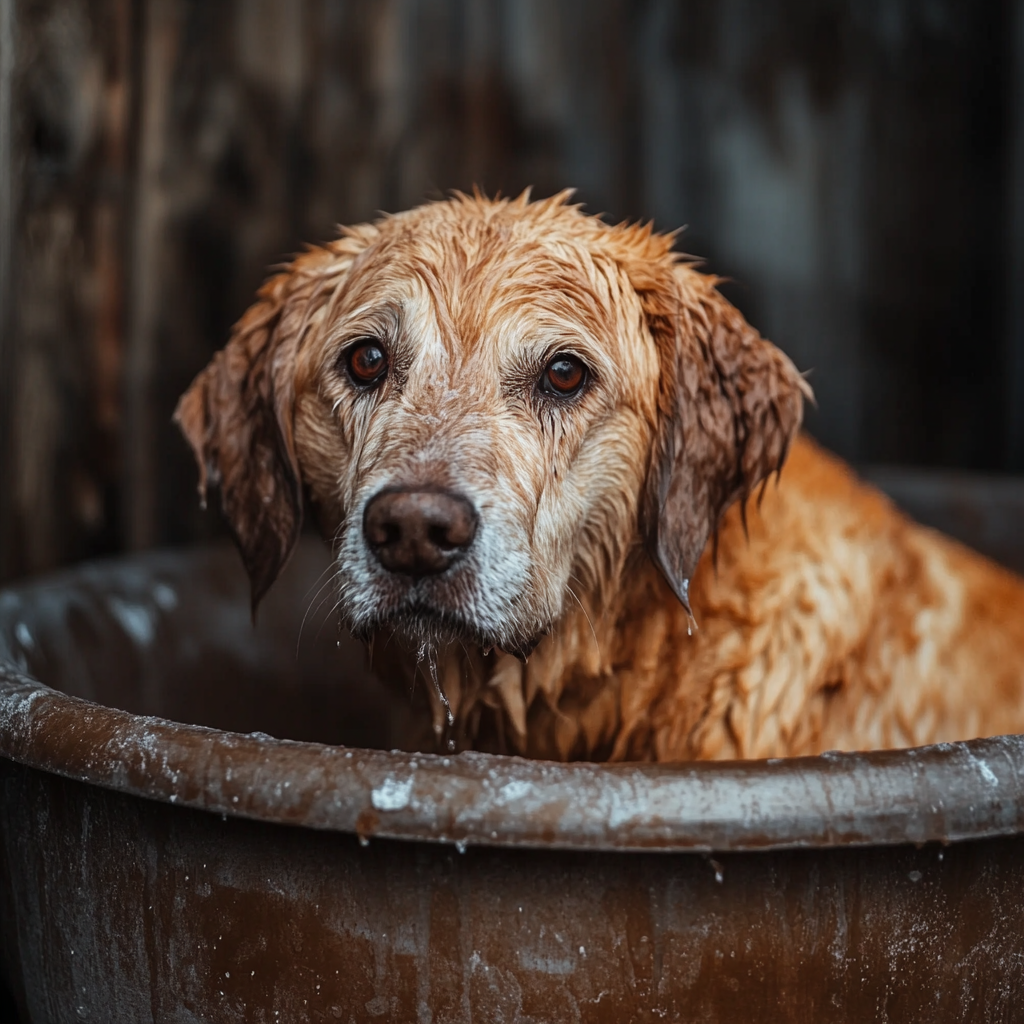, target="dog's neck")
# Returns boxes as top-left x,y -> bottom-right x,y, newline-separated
366,549 -> 703,760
